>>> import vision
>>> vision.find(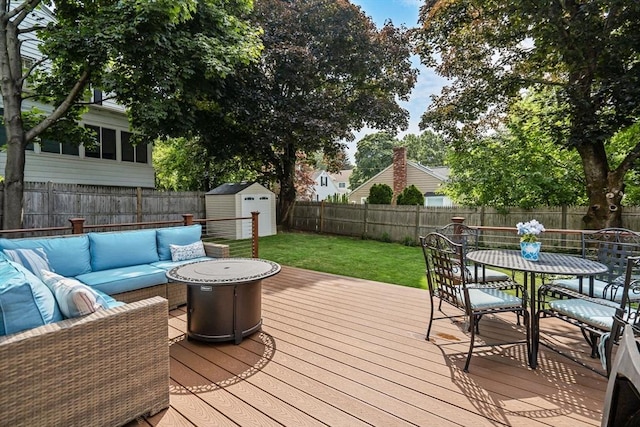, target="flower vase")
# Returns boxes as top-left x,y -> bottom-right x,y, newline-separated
520,241 -> 541,261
